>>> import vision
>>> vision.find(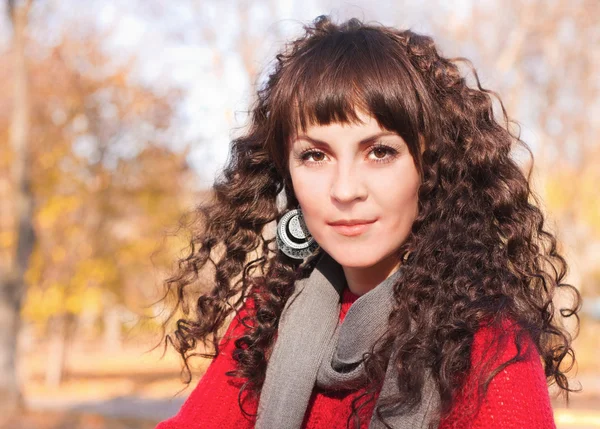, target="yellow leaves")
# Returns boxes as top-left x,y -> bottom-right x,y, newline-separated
578,168 -> 600,233
117,239 -> 156,265
80,287 -> 103,314
71,257 -> 119,290
542,164 -> 600,238
22,256 -> 117,325
65,286 -> 102,315
37,195 -> 82,230
0,230 -> 14,252
24,246 -> 44,286
51,246 -> 67,263
22,282 -> 66,323
22,281 -> 104,324
38,146 -> 69,171
4,29 -> 195,337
